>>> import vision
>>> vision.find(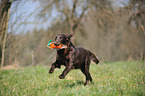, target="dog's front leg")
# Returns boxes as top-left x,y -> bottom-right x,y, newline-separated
59,65 -> 72,79
49,63 -> 56,74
